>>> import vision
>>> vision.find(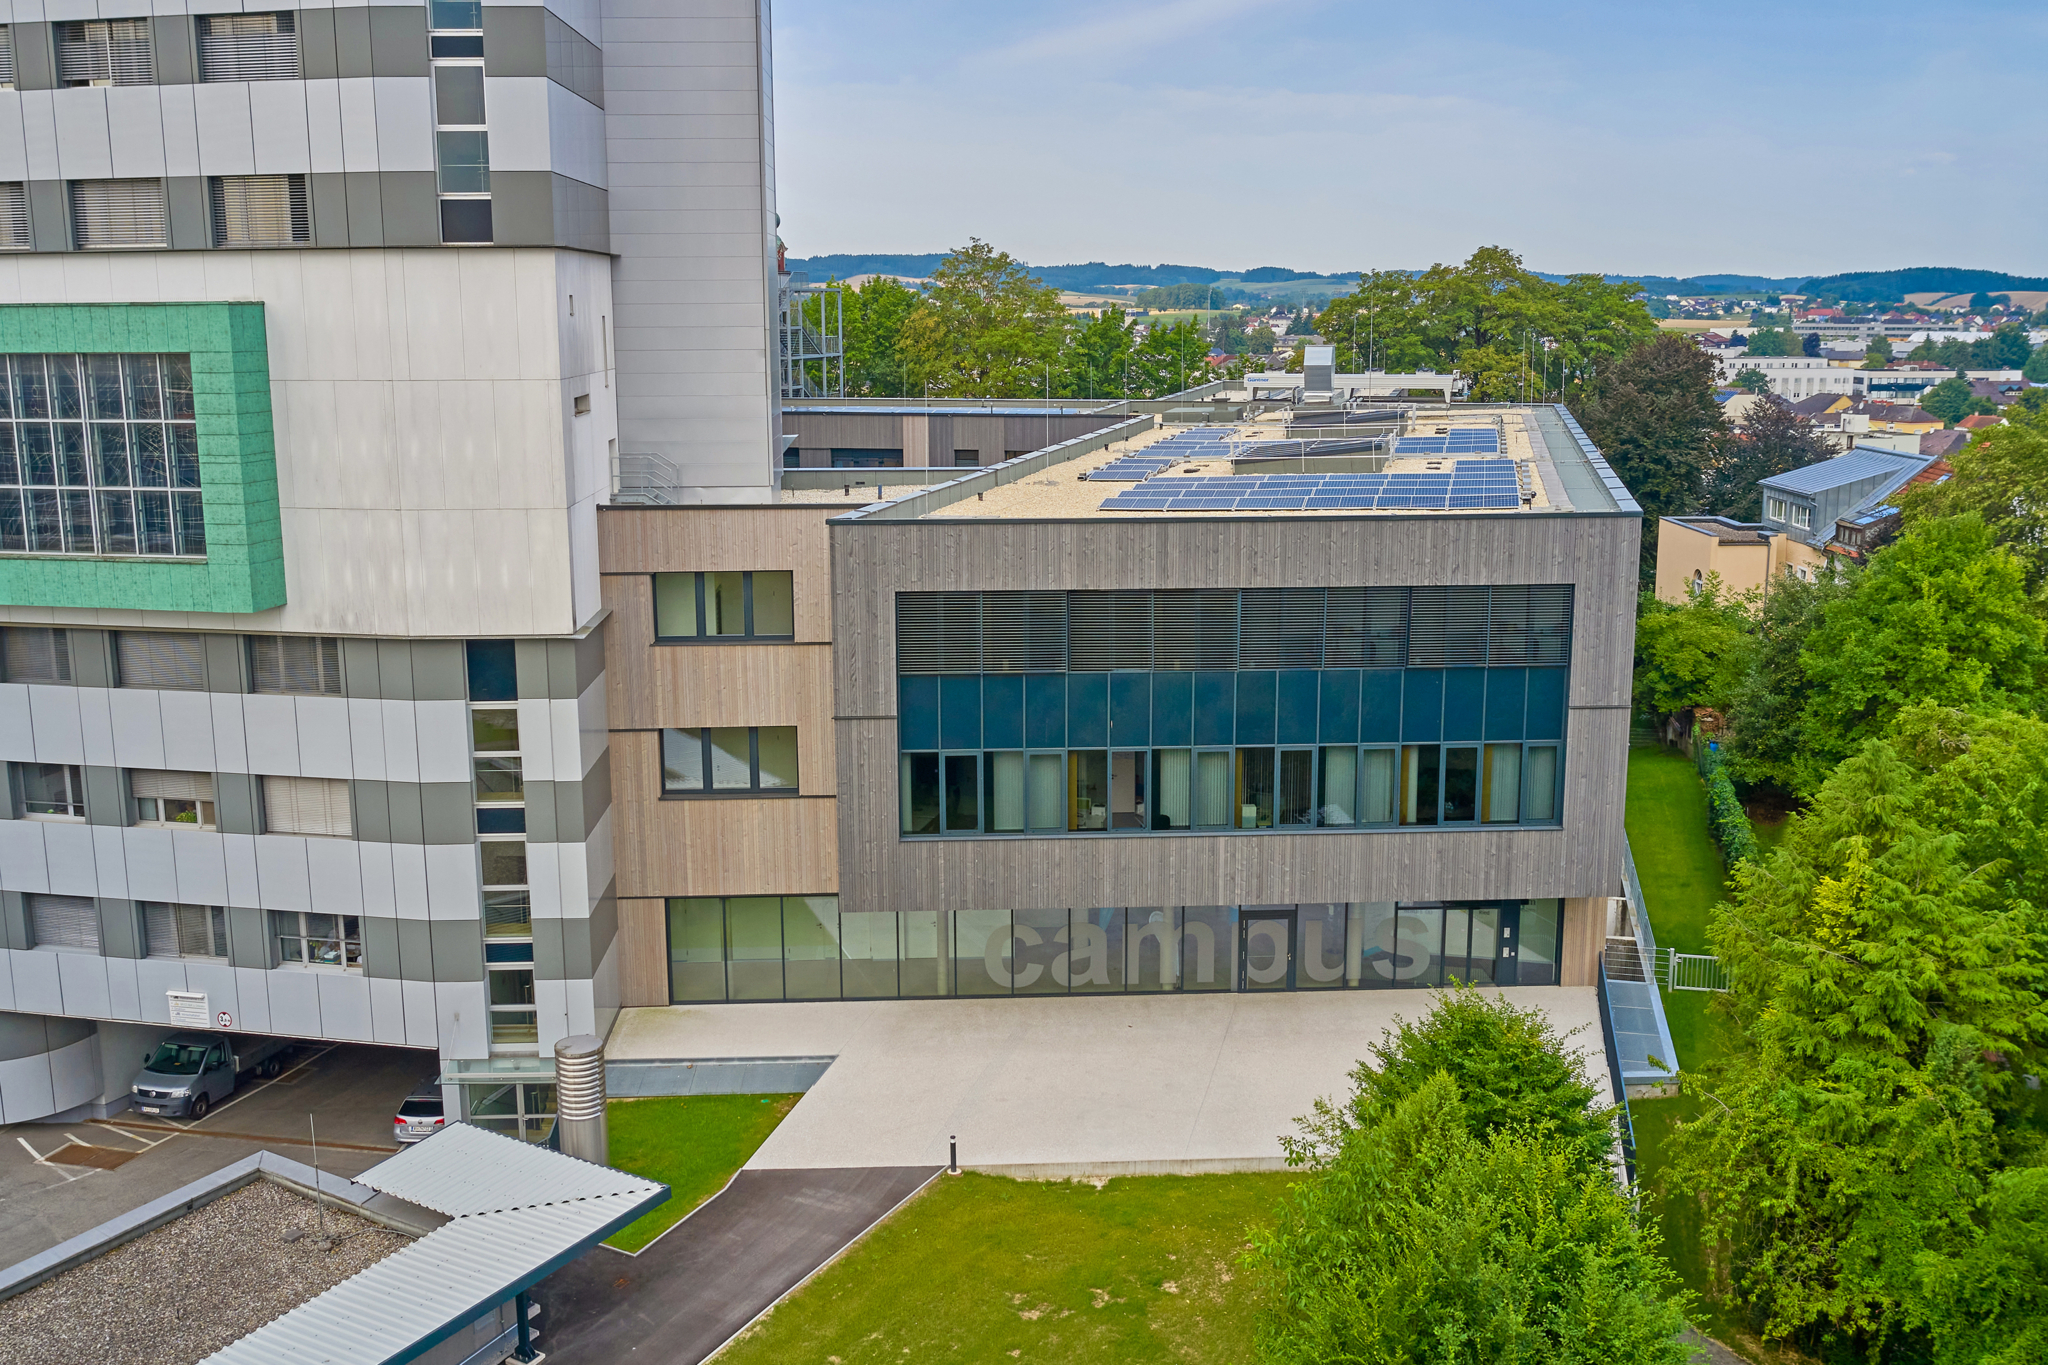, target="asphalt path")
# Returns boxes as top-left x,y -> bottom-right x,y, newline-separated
537,1166 -> 939,1363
